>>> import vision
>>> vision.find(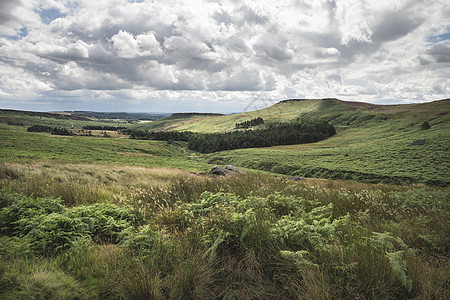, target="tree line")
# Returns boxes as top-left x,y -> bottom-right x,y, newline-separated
188,120 -> 335,153
27,124 -> 73,136
235,117 -> 264,129
125,119 -> 336,153
124,129 -> 194,142
82,125 -> 128,131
